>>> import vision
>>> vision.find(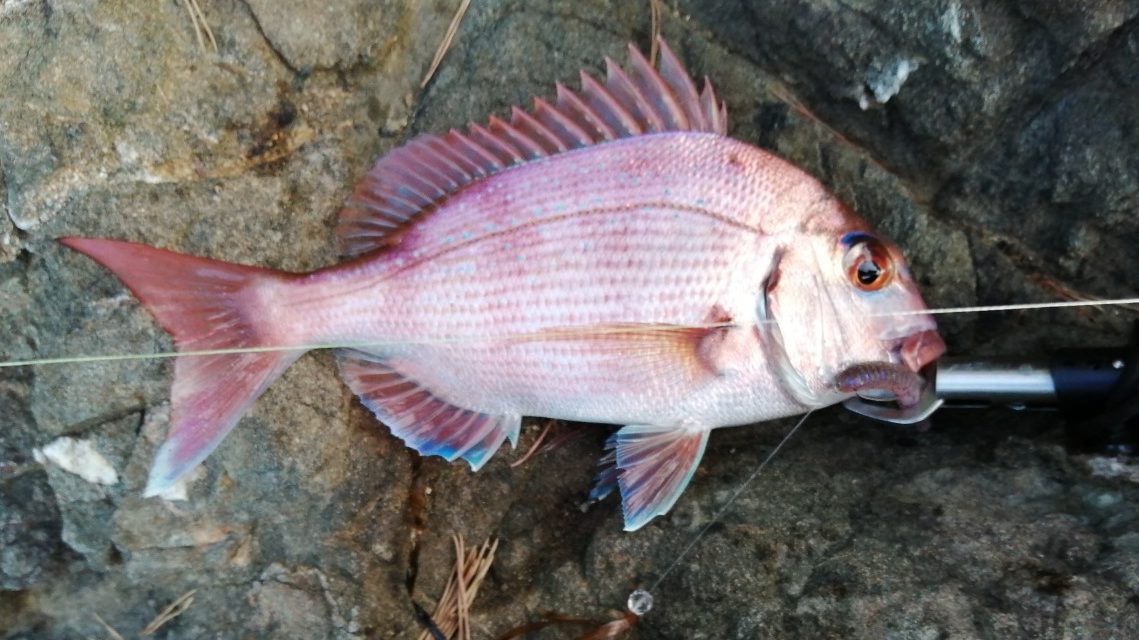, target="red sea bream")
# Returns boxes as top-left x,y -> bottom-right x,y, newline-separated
62,40 -> 945,531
